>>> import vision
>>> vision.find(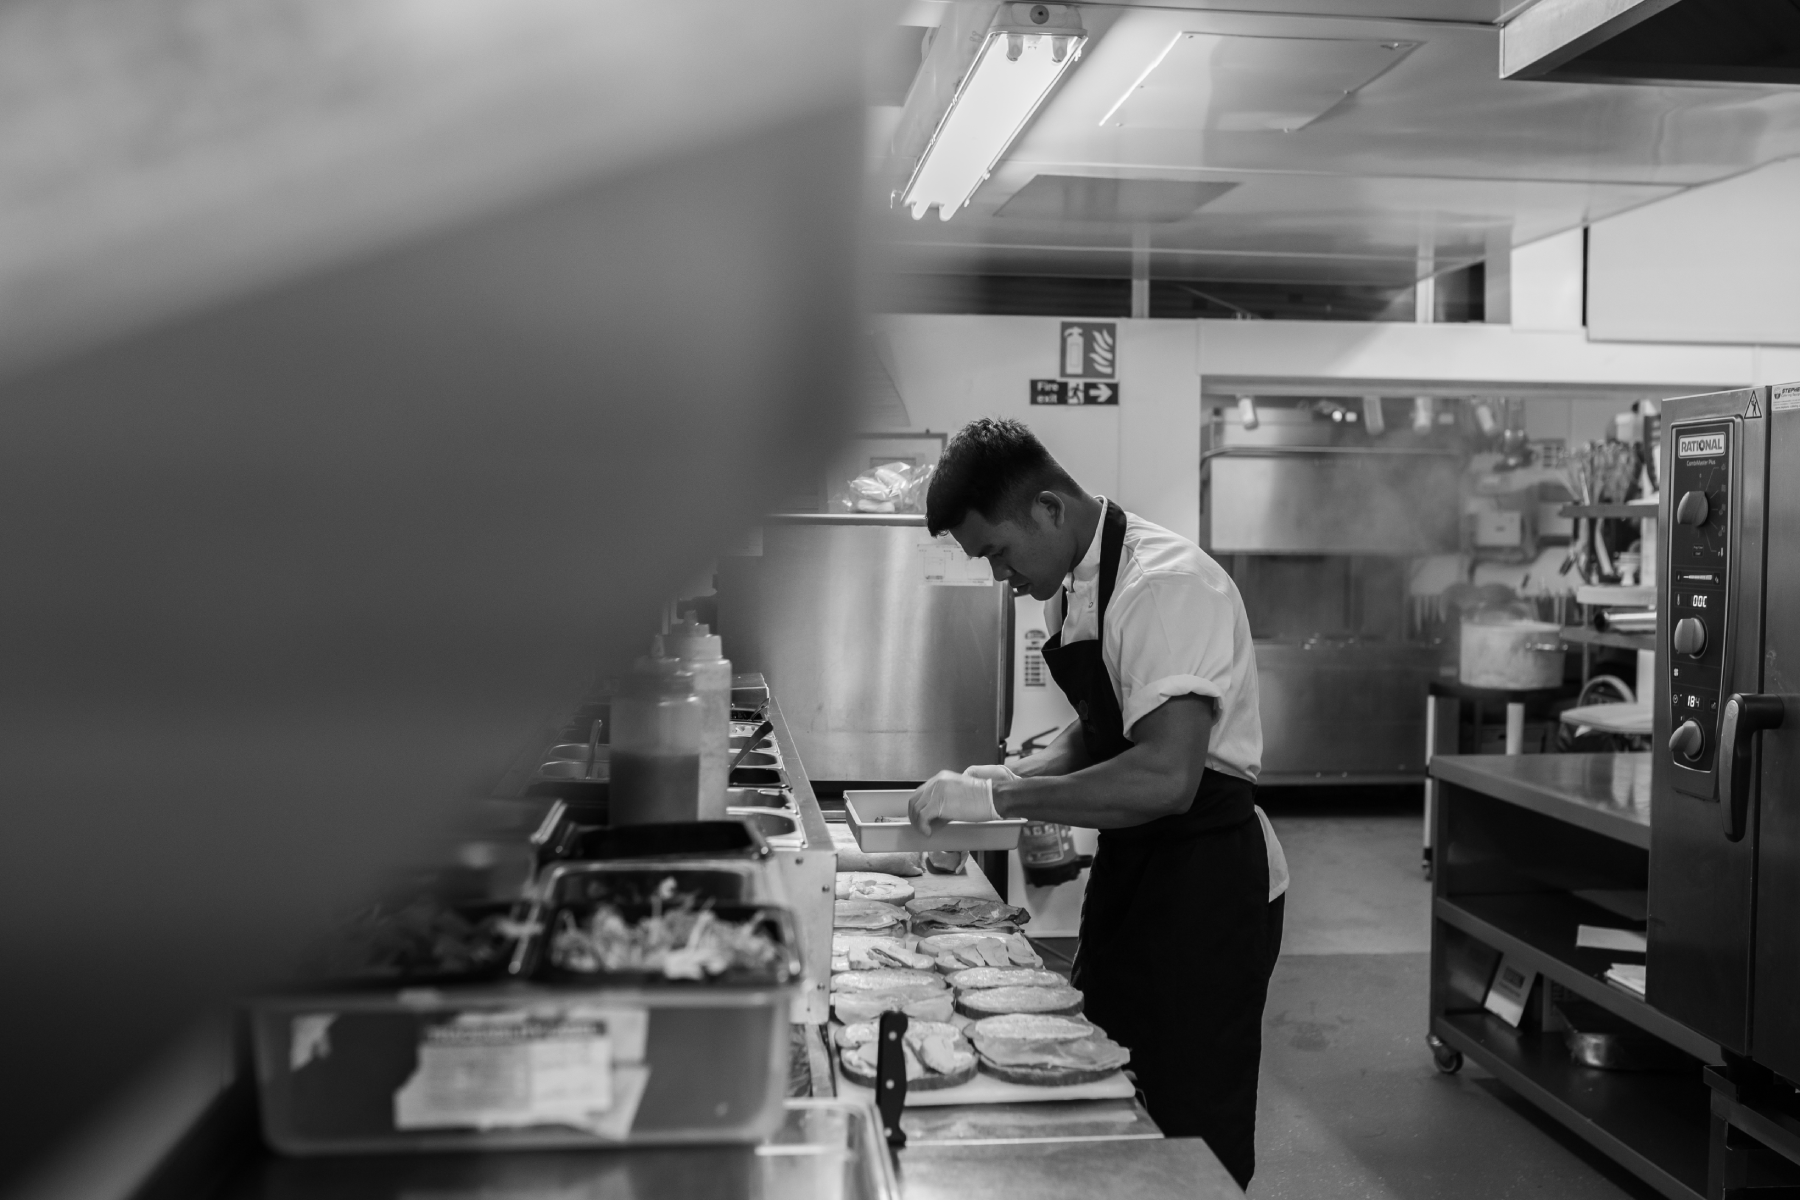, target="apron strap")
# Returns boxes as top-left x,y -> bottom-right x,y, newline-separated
1095,499 -> 1127,634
